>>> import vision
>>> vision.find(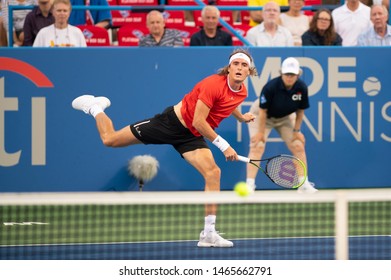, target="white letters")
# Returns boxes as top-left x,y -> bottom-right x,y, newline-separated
329,57 -> 356,98
0,78 -> 46,167
0,77 -> 21,167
